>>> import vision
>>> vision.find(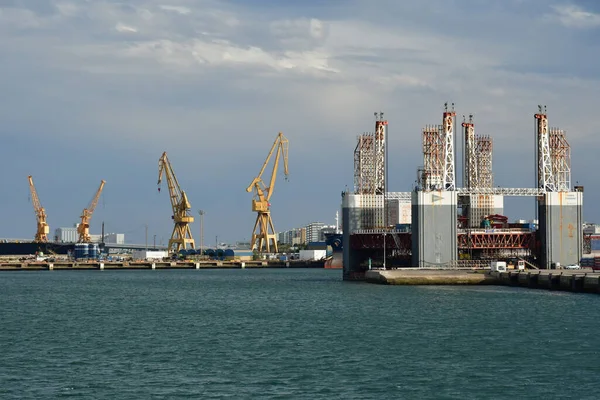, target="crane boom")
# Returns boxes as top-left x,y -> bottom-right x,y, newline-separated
77,180 -> 106,243
158,152 -> 195,253
27,175 -> 49,243
247,132 -> 289,253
